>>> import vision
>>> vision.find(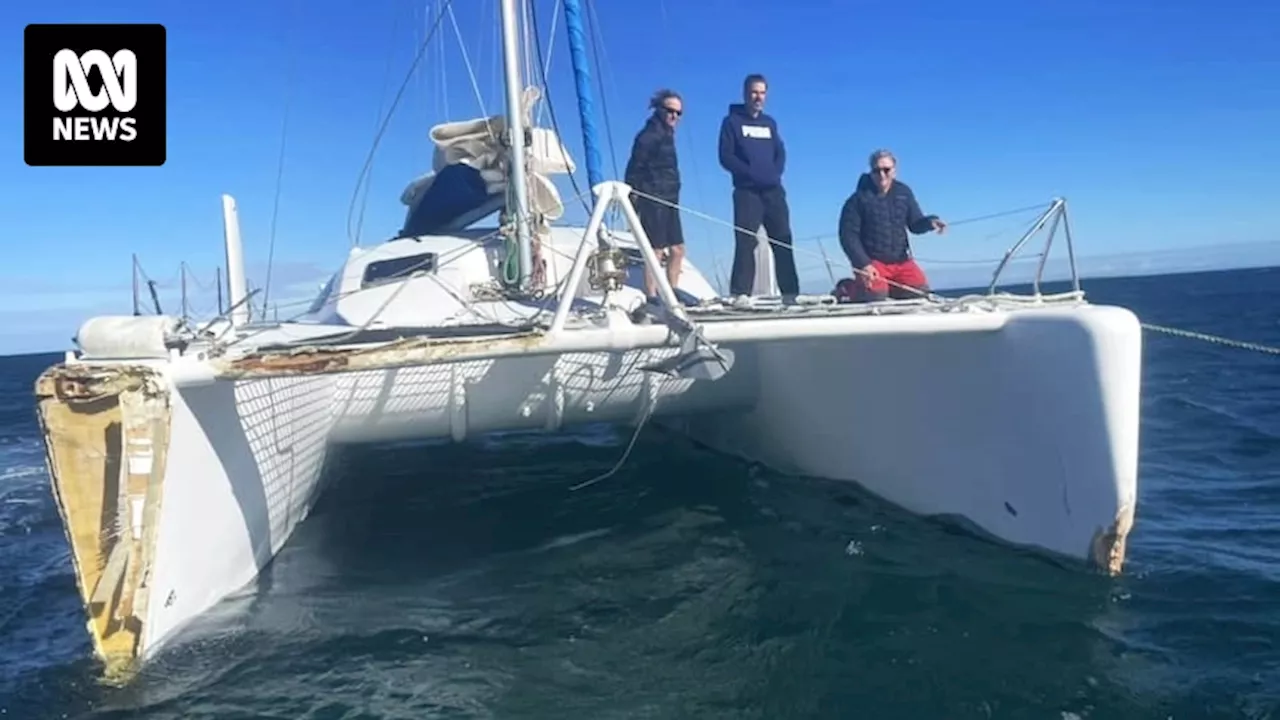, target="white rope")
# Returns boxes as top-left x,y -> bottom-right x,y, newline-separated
570,382 -> 661,491
912,255 -> 1042,265
801,203 -> 1051,267
568,406 -> 654,491
1142,324 -> 1280,356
